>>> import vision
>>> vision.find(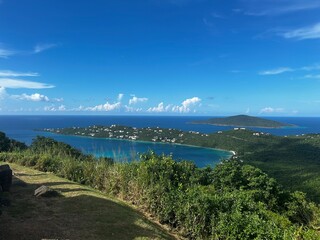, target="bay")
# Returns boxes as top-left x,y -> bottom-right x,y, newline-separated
1,115 -> 320,167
